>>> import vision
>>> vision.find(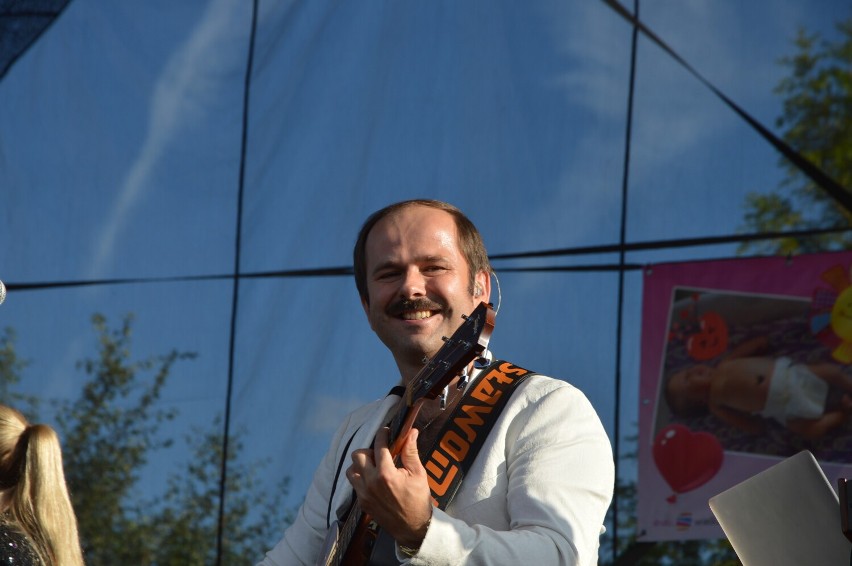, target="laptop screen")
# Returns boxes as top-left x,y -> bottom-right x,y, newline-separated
709,451 -> 851,566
